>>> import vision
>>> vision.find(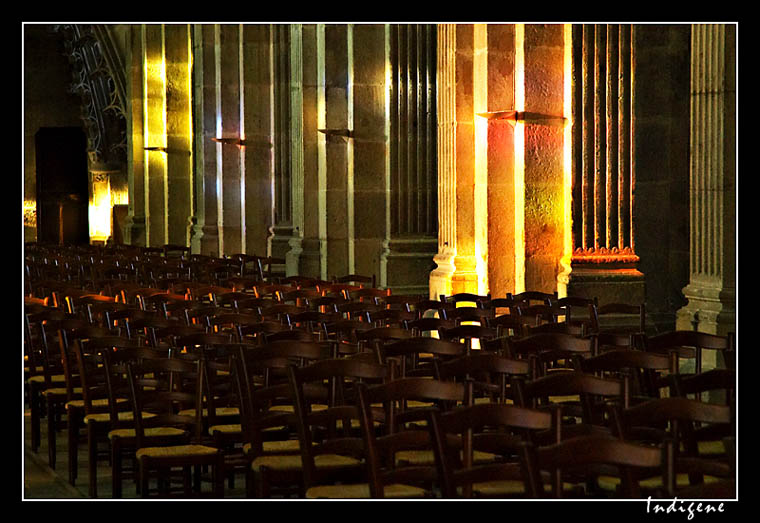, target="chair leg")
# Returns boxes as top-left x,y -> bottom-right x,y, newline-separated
87,421 -> 98,498
29,384 -> 41,452
111,438 -> 122,498
67,406 -> 81,485
46,397 -> 58,469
